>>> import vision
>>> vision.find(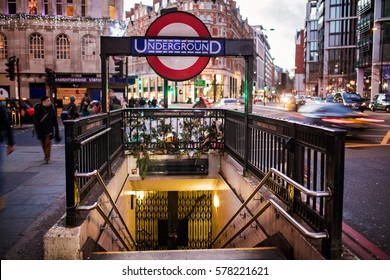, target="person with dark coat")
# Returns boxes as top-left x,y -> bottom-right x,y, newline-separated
0,103 -> 14,208
128,96 -> 135,108
80,93 -> 91,117
33,96 -> 61,164
139,97 -> 147,108
66,95 -> 79,119
151,97 -> 158,108
0,104 -> 14,156
109,89 -> 121,110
